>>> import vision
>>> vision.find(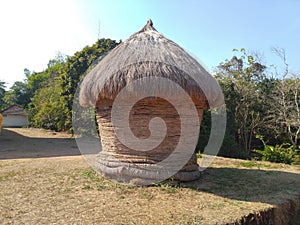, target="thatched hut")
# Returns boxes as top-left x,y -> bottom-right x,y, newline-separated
79,20 -> 223,185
